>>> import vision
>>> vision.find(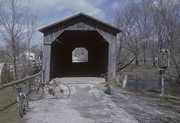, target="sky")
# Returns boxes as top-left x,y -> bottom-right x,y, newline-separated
30,0 -> 133,28
28,0 -> 134,44
1,0 -> 177,45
